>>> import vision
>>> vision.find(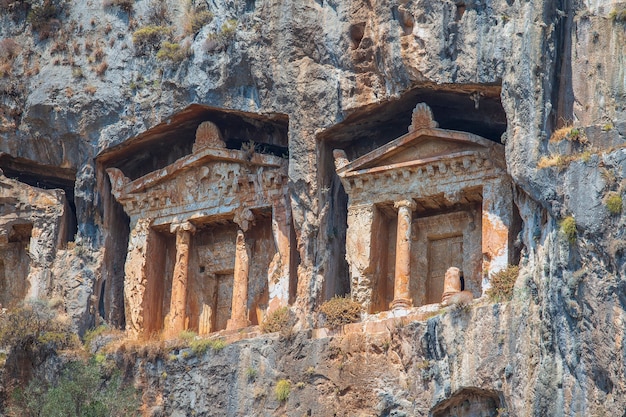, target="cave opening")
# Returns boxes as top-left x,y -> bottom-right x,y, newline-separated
431,387 -> 504,417
317,84 -> 508,307
96,104 -> 289,181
